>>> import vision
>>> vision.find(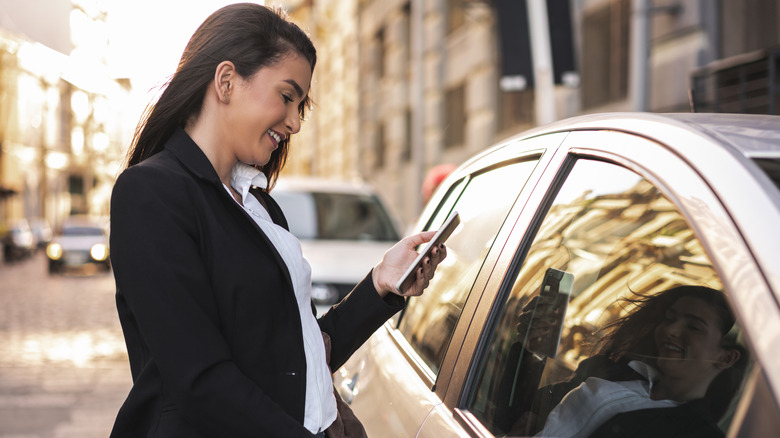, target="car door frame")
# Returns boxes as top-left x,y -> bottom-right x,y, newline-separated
424,132 -> 571,403
440,128 -> 780,436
